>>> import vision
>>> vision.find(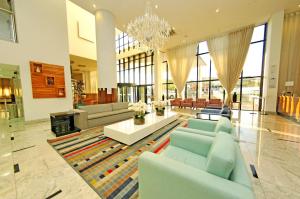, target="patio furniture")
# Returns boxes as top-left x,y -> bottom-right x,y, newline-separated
181,98 -> 193,108
170,98 -> 182,108
193,98 -> 207,109
207,99 -> 223,109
